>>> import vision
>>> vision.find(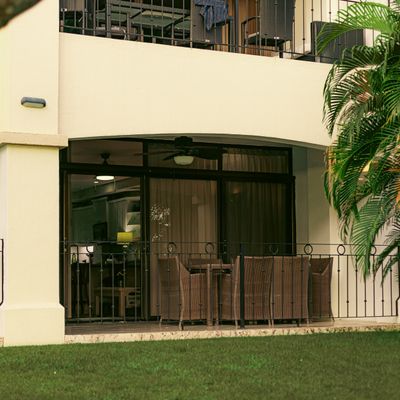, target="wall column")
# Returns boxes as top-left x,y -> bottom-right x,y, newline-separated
0,135 -> 67,346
